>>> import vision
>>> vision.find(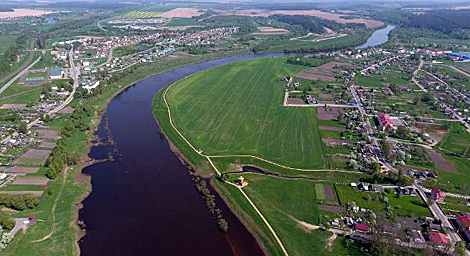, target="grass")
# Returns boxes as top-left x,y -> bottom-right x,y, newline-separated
315,183 -> 326,200
335,185 -> 430,217
165,57 -> 325,169
165,18 -> 201,27
265,33 -> 368,53
439,122 -> 470,157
